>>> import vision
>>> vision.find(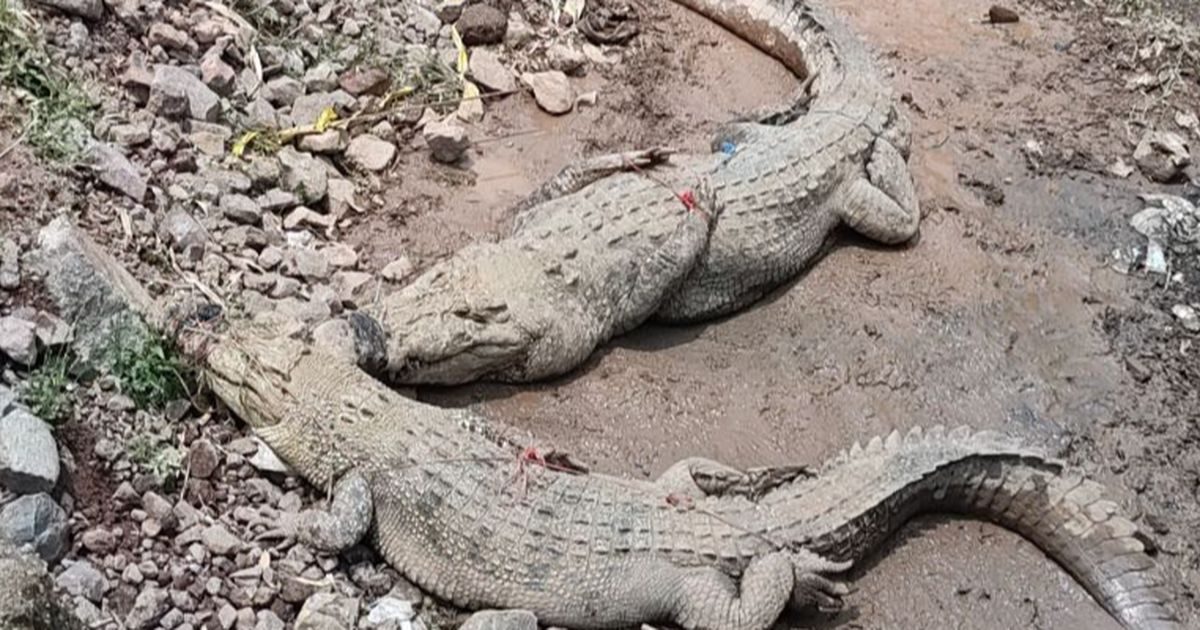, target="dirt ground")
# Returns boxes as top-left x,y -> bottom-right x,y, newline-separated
345,1 -> 1199,628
